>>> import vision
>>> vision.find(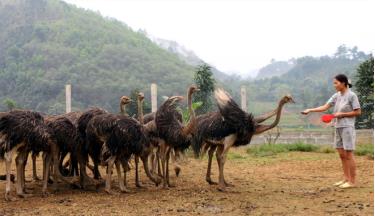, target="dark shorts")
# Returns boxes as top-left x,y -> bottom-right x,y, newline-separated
335,127 -> 356,151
